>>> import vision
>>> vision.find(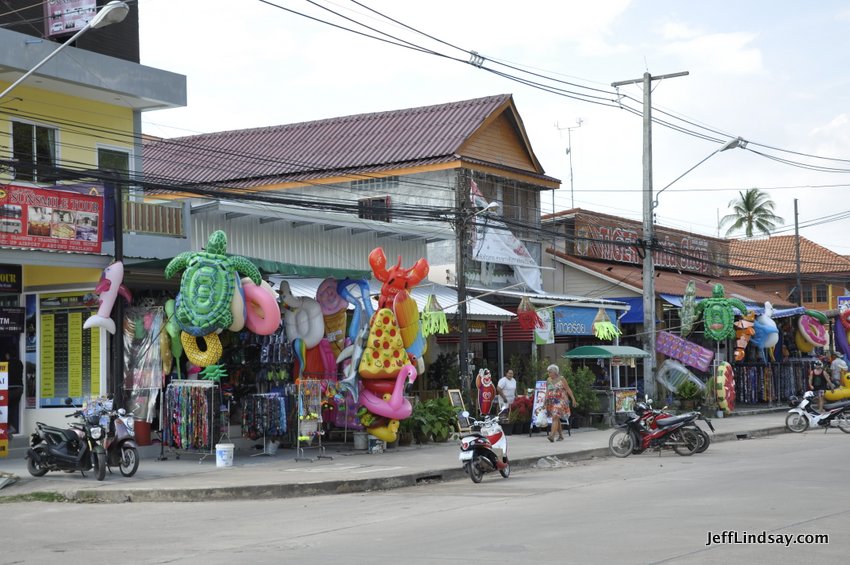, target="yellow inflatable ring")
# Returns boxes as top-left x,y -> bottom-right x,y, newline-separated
795,330 -> 814,353
366,420 -> 399,443
180,331 -> 223,367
